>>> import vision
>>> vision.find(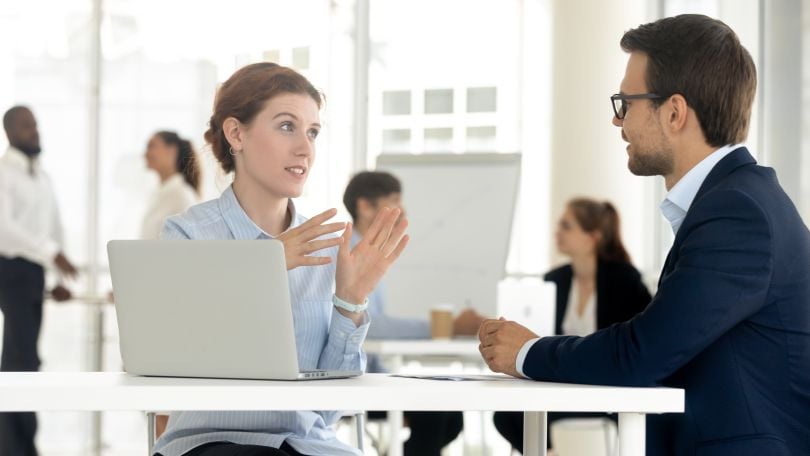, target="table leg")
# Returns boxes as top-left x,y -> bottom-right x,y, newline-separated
618,413 -> 646,456
388,410 -> 404,456
147,412 -> 156,455
523,411 -> 547,456
386,354 -> 405,456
